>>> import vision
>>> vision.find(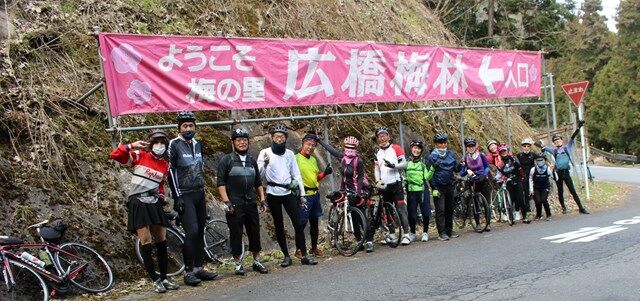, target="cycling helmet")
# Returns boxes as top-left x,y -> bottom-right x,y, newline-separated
464,137 -> 477,147
302,132 -> 318,143
374,127 -> 390,137
176,110 -> 196,127
231,128 -> 250,140
433,132 -> 448,143
552,134 -> 563,142
498,143 -> 510,152
270,125 -> 288,137
148,129 -> 168,142
486,139 -> 498,149
343,136 -> 359,148
521,138 -> 534,146
535,153 -> 546,160
410,140 -> 424,149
